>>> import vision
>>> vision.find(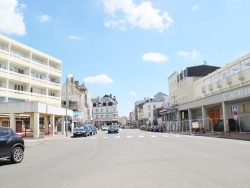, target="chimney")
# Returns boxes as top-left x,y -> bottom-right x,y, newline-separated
74,81 -> 79,88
